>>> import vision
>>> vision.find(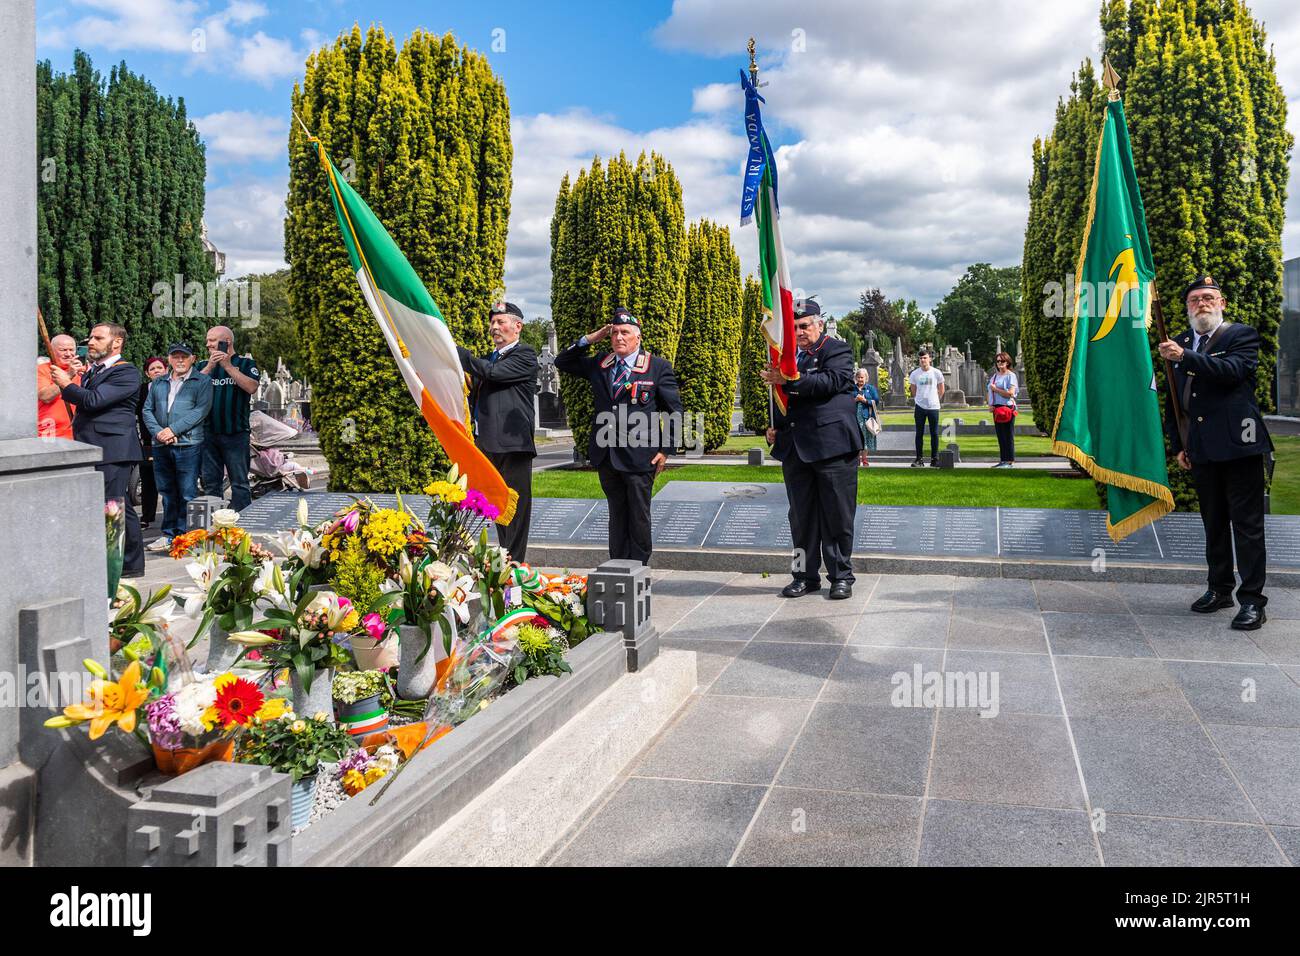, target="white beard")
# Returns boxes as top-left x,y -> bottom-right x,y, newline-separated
1190,309 -> 1223,335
